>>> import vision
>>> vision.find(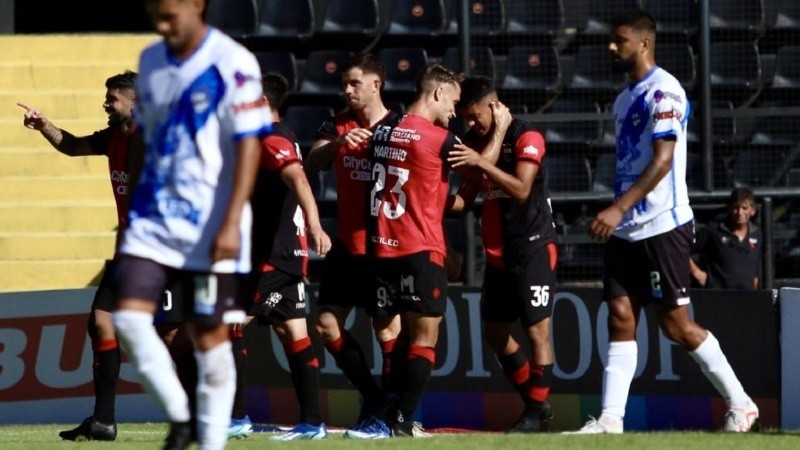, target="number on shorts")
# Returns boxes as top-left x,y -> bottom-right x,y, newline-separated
376,286 -> 392,308
650,271 -> 661,292
530,285 -> 550,307
162,289 -> 173,311
195,274 -> 218,307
